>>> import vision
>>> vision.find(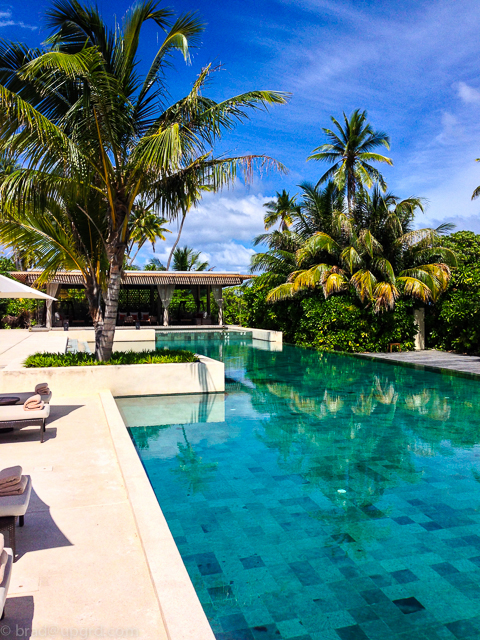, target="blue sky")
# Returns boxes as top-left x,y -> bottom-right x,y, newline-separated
3,0 -> 480,270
